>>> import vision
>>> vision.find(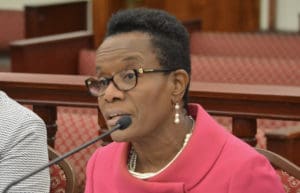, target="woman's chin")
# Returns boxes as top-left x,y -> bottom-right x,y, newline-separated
110,131 -> 130,142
